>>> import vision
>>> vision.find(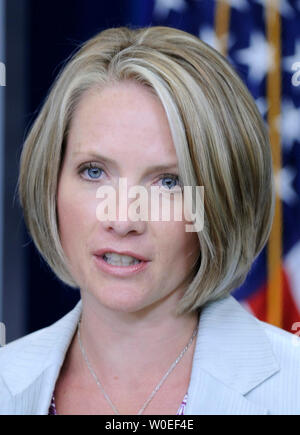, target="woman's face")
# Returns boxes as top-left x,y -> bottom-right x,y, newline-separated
57,81 -> 199,314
